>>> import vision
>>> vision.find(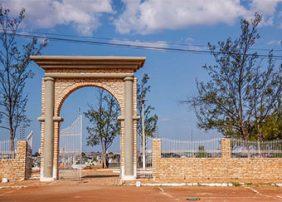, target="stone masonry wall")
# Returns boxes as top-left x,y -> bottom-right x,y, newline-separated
152,139 -> 282,183
0,141 -> 32,181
